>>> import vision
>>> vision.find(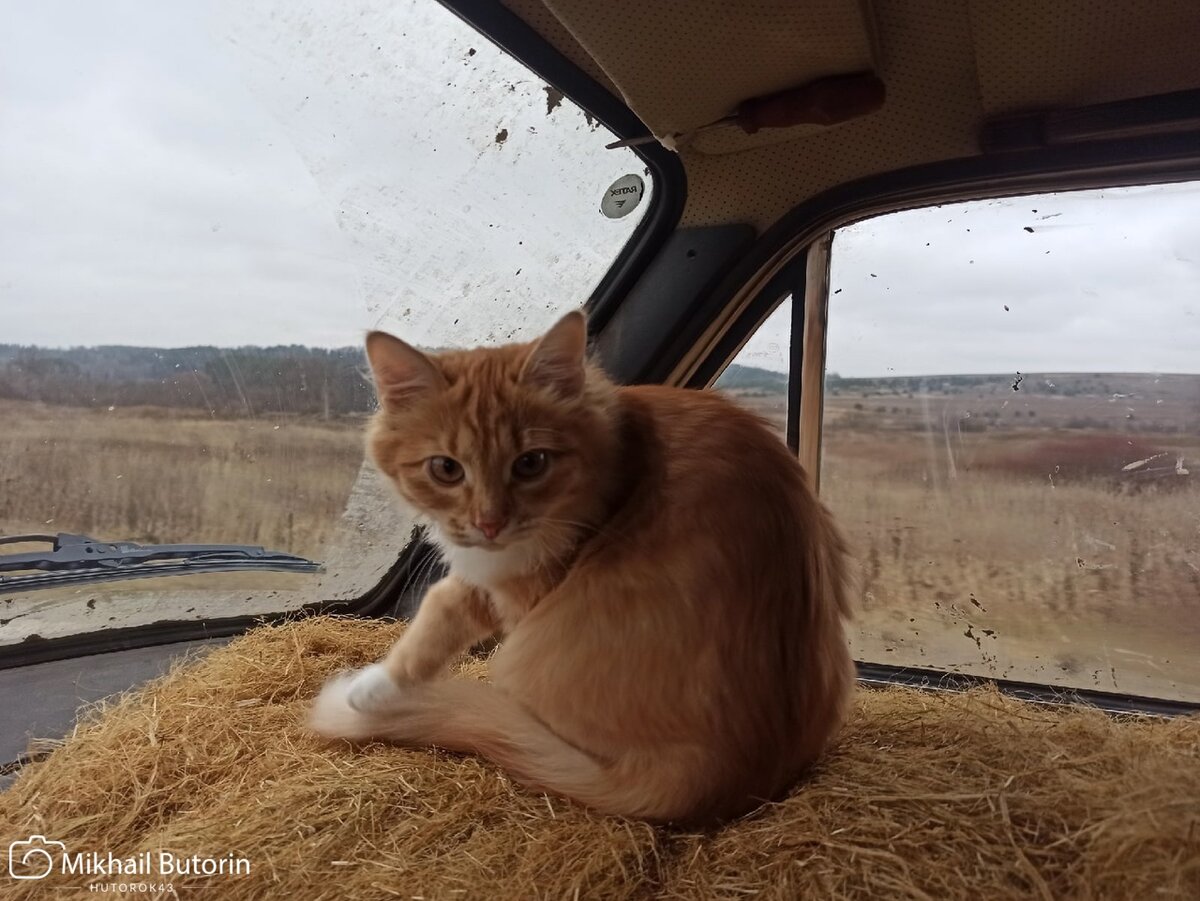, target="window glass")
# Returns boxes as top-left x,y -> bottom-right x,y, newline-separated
823,183 -> 1200,702
712,299 -> 791,436
0,0 -> 651,646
